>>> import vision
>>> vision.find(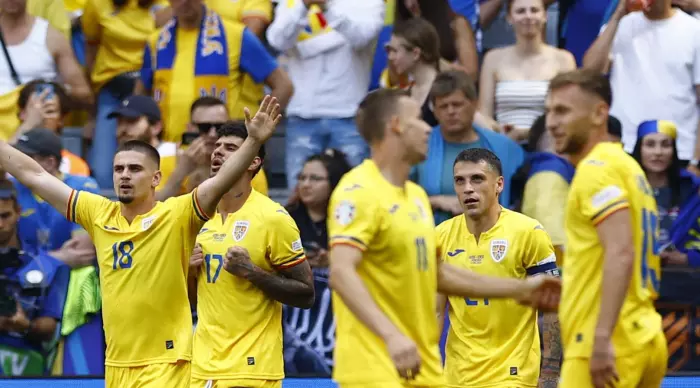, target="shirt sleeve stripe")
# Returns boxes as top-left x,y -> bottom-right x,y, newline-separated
330,236 -> 368,251
276,253 -> 306,269
191,189 -> 211,221
66,190 -> 79,222
526,261 -> 558,276
591,200 -> 629,225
